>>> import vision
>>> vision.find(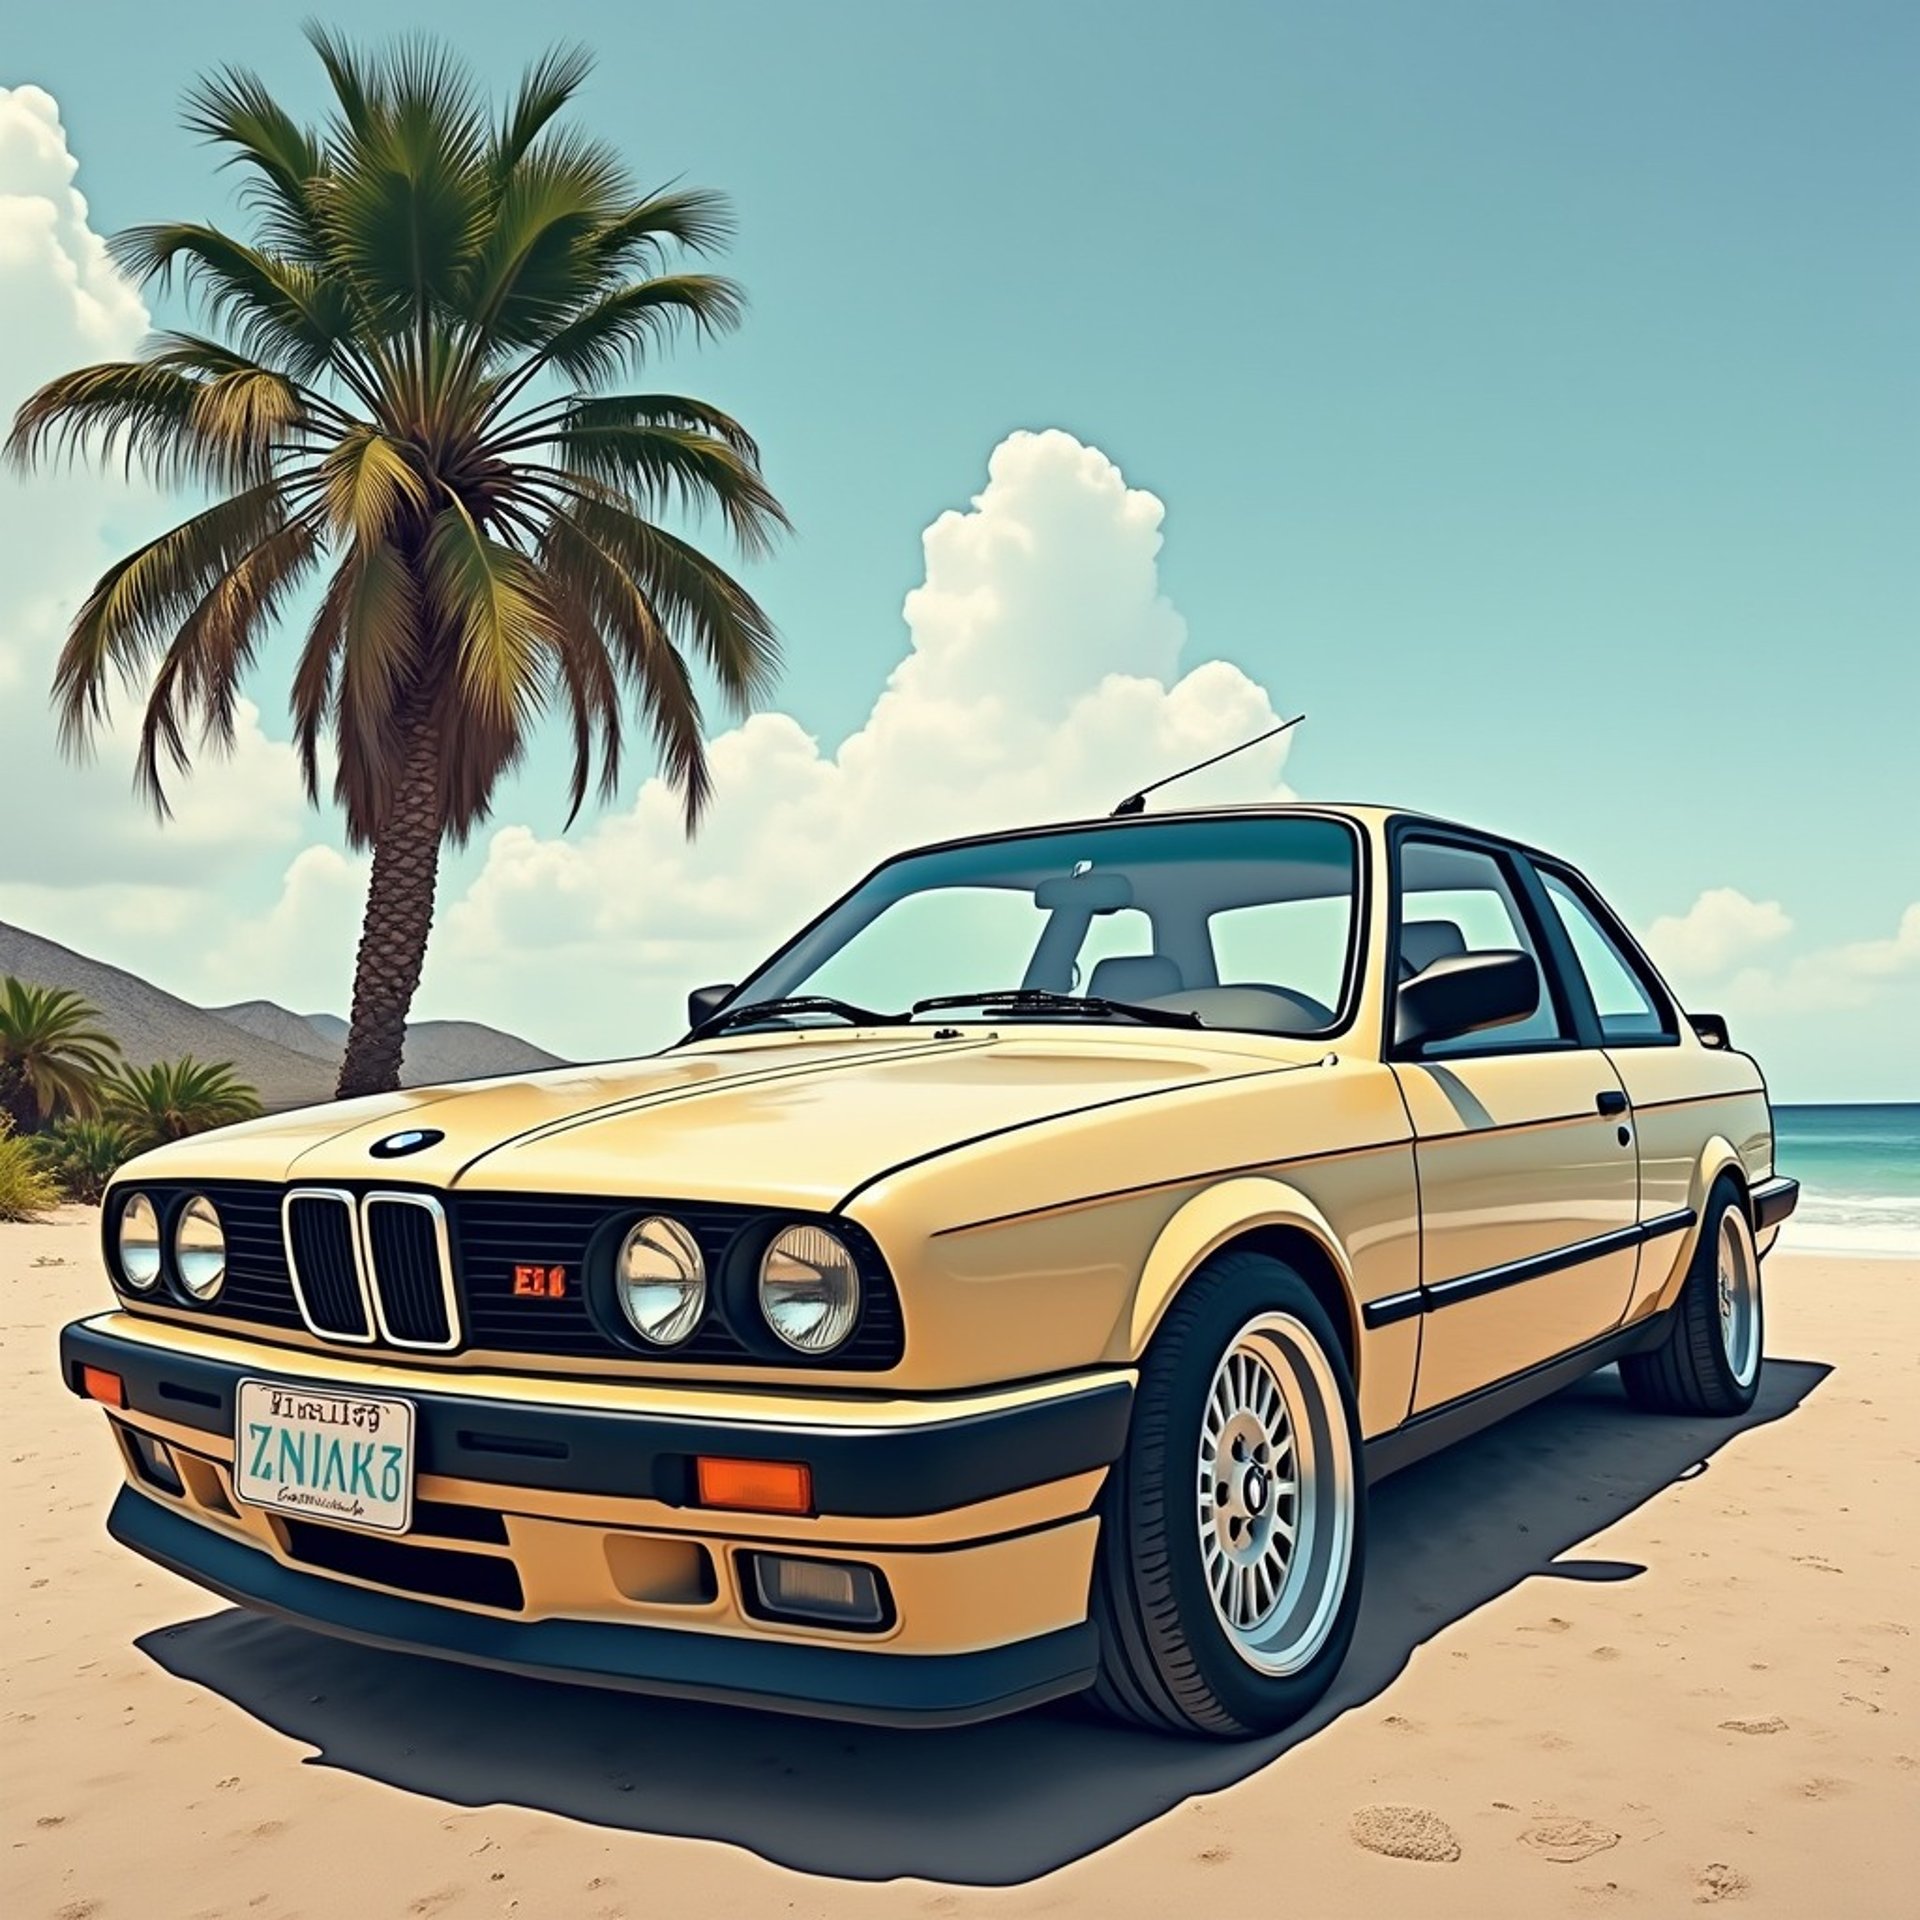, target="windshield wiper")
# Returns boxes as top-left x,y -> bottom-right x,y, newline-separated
689,994 -> 904,1039
909,988 -> 1203,1030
